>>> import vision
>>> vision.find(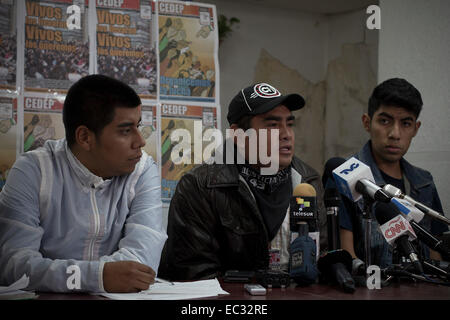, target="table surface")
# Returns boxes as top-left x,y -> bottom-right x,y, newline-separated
34,279 -> 450,300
